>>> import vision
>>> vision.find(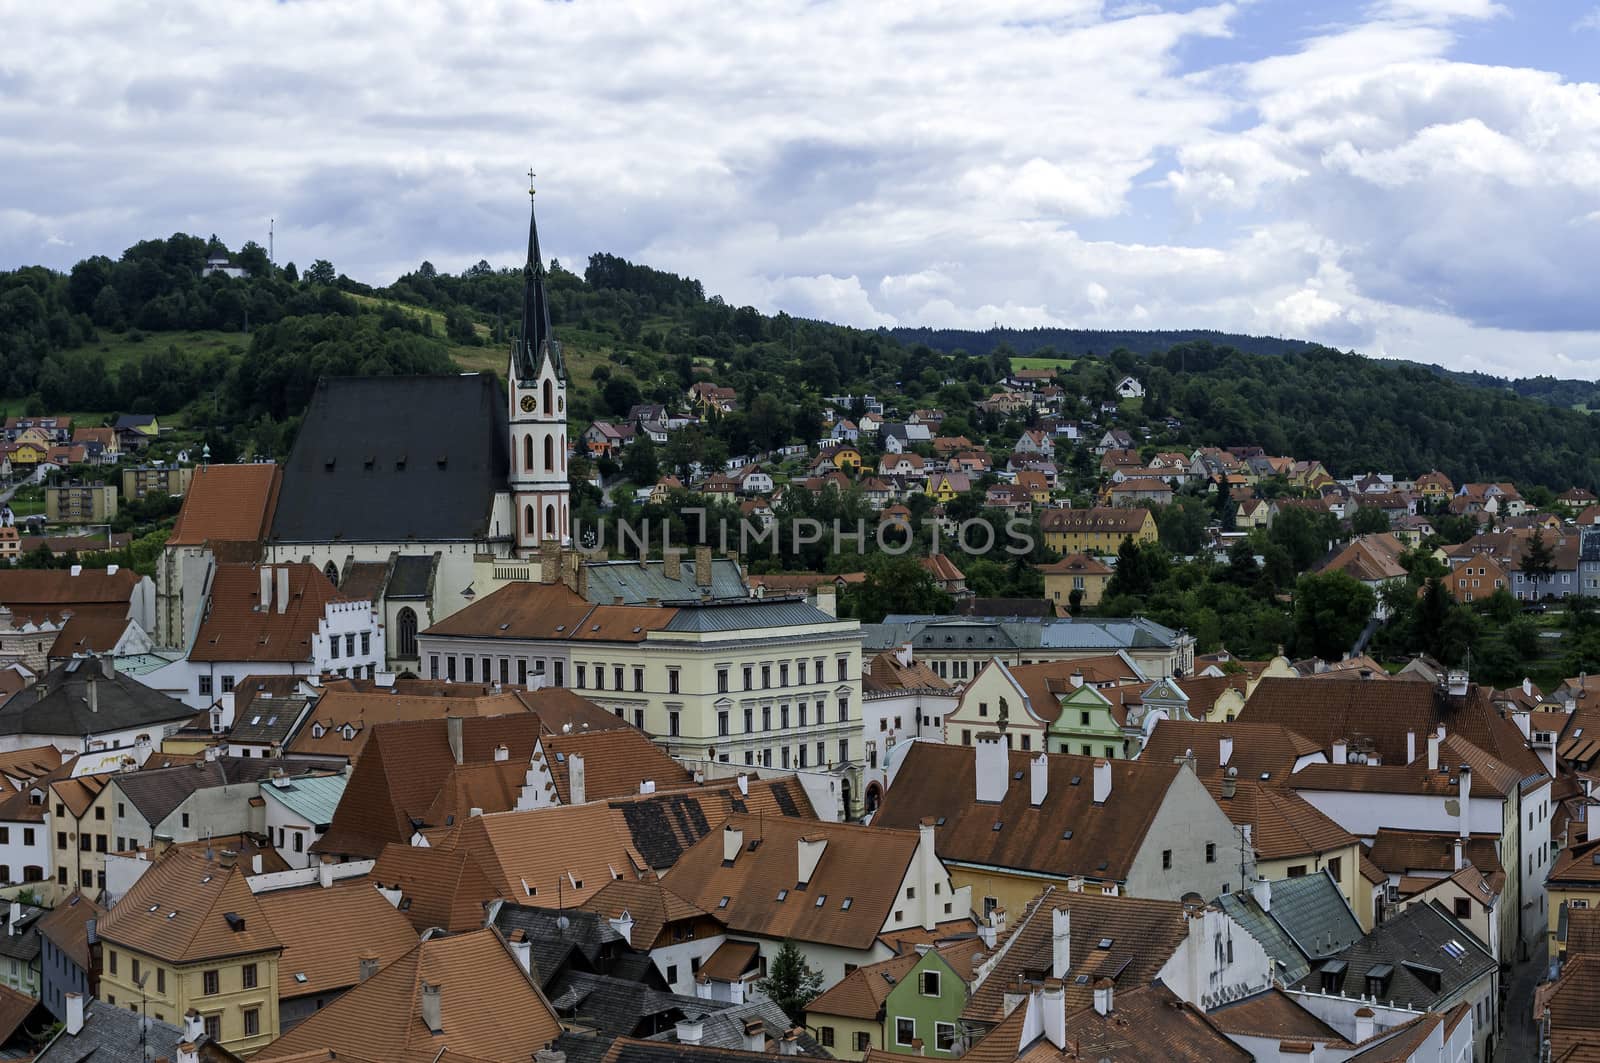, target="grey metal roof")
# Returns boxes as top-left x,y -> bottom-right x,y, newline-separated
113,757 -> 308,827
582,559 -> 747,605
34,996 -> 222,1062
663,600 -> 840,633
1290,901 -> 1495,1010
1216,892 -> 1314,985
387,554 -> 437,599
260,773 -> 347,828
648,998 -> 829,1055
1266,872 -> 1365,961
864,615 -> 1183,653
0,662 -> 194,737
0,904 -> 44,963
270,375 -> 511,544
